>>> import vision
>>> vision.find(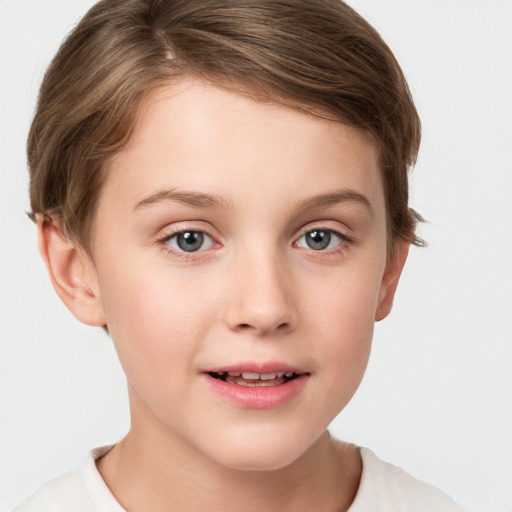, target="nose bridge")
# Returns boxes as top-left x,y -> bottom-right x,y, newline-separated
224,241 -> 297,335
